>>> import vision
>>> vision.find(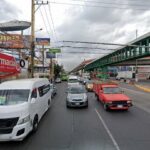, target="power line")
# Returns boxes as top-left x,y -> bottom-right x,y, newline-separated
49,1 -> 150,11
48,3 -> 59,42
61,51 -> 110,54
60,46 -> 115,50
39,7 -> 51,37
68,0 -> 150,8
61,40 -> 150,48
43,5 -> 54,40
